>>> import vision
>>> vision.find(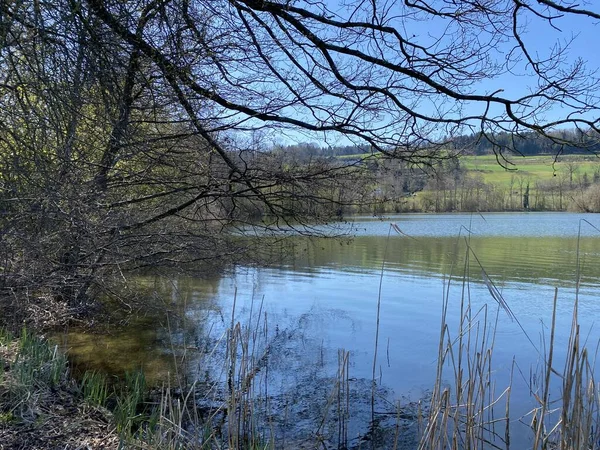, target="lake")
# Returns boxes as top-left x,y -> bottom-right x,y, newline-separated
62,212 -> 600,448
